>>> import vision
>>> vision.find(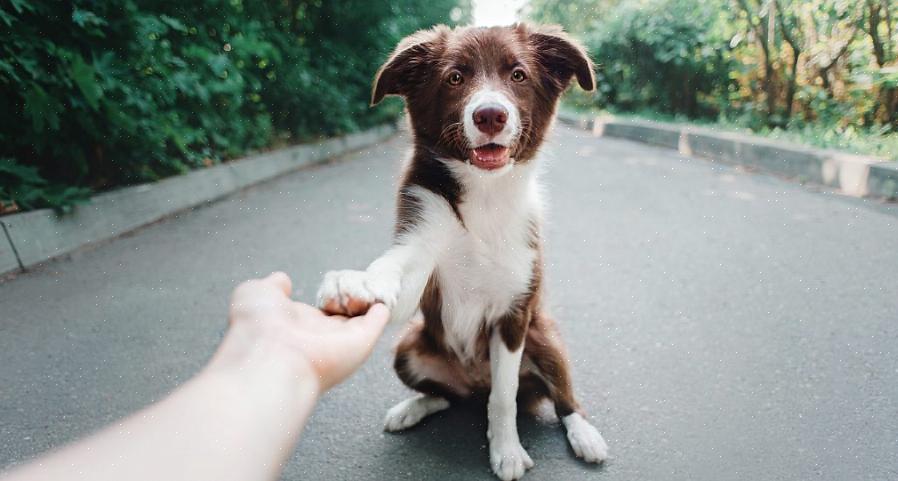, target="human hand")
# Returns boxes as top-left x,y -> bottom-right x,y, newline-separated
226,272 -> 390,392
